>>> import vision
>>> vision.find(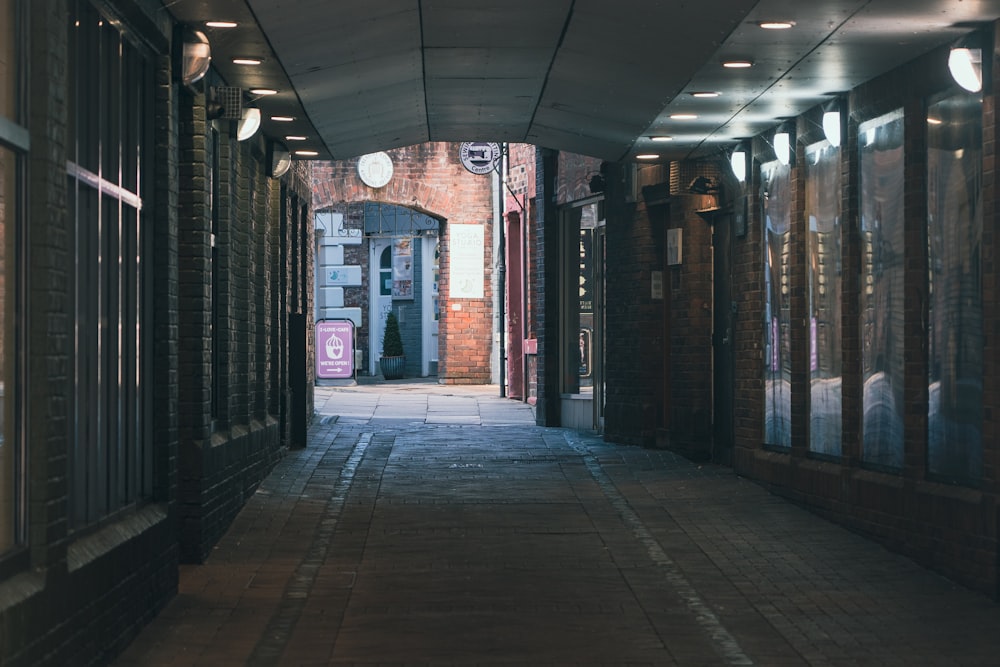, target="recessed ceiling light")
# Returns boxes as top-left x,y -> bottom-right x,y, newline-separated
690,91 -> 720,98
723,60 -> 754,68
758,21 -> 794,30
927,117 -> 943,125
636,154 -> 659,160
285,135 -> 307,141
250,88 -> 278,96
294,150 -> 319,157
271,116 -> 295,122
232,57 -> 263,65
670,113 -> 698,120
650,136 -> 673,142
205,21 -> 238,28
